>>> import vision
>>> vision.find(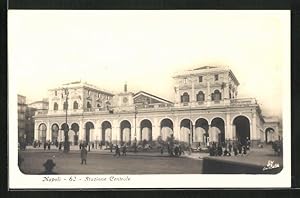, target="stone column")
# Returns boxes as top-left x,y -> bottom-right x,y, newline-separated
208,124 -> 212,143
252,113 -> 257,146
152,118 -> 160,141
192,124 -> 196,142
46,121 -> 51,141
226,113 -> 232,140
34,121 -> 39,140
79,120 -> 84,142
